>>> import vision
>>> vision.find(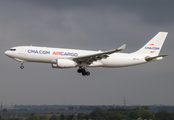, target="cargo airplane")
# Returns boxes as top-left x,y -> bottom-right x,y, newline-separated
5,32 -> 168,76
